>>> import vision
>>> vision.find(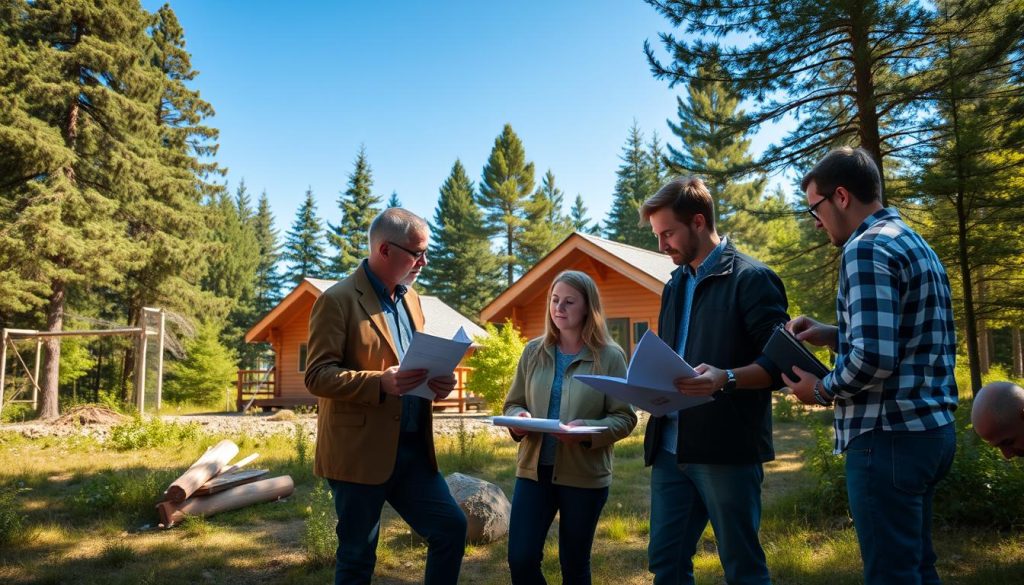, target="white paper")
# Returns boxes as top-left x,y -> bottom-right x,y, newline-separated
399,326 -> 473,399
573,330 -> 713,416
490,416 -> 607,434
